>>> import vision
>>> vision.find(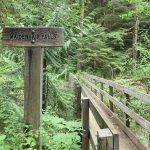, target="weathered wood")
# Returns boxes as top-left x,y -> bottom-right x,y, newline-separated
24,48 -> 43,149
90,100 -> 107,129
98,88 -> 150,133
82,85 -> 148,150
94,80 -> 97,95
75,82 -> 81,119
109,86 -> 114,112
68,73 -> 81,119
125,94 -> 130,127
90,129 -> 97,150
82,97 -> 89,150
2,27 -> 64,47
84,73 -> 150,104
42,58 -> 47,112
101,83 -> 104,102
82,84 -> 118,132
3,26 -> 64,150
83,79 -> 150,133
97,129 -> 113,150
82,85 -> 119,150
